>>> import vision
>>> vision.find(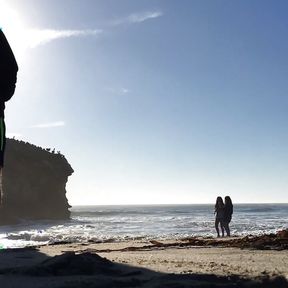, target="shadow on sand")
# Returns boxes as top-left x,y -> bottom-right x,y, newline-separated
0,247 -> 287,288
